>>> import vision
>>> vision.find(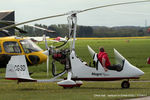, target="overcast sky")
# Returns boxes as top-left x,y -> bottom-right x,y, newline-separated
1,0 -> 150,27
